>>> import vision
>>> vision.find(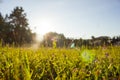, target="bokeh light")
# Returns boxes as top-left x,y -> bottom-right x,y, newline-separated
81,50 -> 95,63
